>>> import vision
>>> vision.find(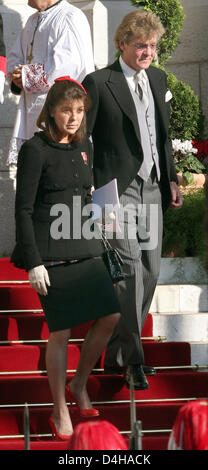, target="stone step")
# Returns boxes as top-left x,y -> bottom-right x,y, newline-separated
152,312 -> 208,342
190,342 -> 208,369
158,258 -> 208,285
152,313 -> 208,368
150,285 -> 208,313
